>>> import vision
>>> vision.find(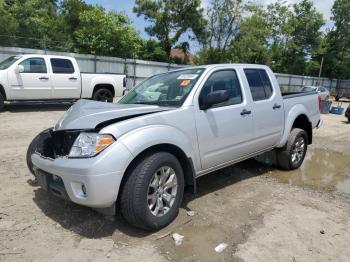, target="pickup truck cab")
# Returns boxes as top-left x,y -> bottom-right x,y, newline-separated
0,54 -> 126,110
27,64 -> 322,230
